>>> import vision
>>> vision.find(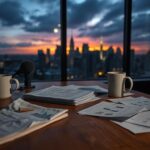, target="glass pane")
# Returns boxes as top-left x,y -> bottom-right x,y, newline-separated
0,0 -> 61,81
67,0 -> 124,80
131,0 -> 150,79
